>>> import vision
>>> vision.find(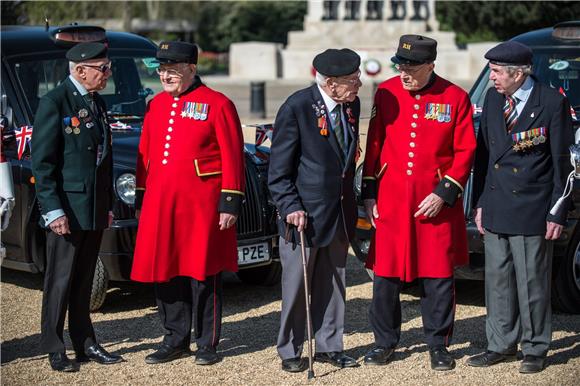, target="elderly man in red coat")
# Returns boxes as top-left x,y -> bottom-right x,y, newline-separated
361,35 -> 476,370
131,41 -> 245,366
